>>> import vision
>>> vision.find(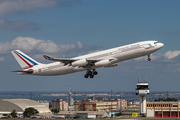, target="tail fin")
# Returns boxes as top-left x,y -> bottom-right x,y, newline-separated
11,50 -> 40,70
